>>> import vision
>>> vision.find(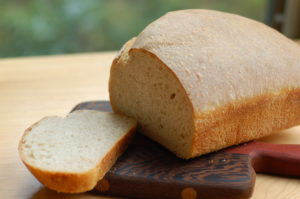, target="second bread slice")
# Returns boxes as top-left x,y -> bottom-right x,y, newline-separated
19,110 -> 137,193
